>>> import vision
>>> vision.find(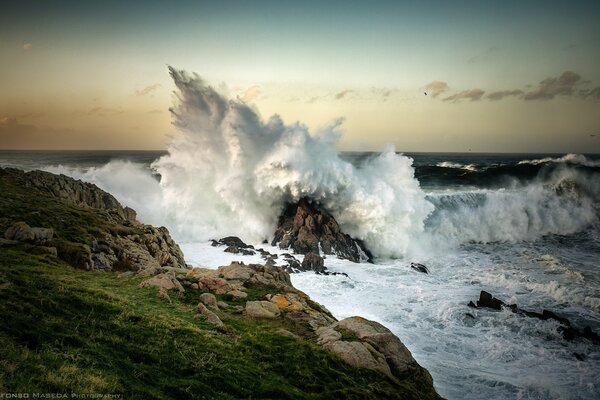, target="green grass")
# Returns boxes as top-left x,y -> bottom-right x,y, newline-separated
0,169 -> 441,399
0,248 -> 441,399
